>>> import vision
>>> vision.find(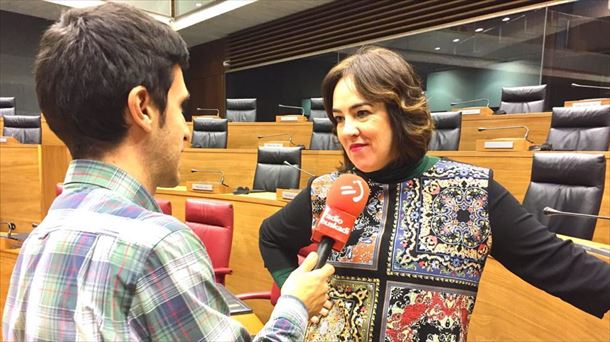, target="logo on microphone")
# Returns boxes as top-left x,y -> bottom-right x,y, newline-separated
340,180 -> 366,202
